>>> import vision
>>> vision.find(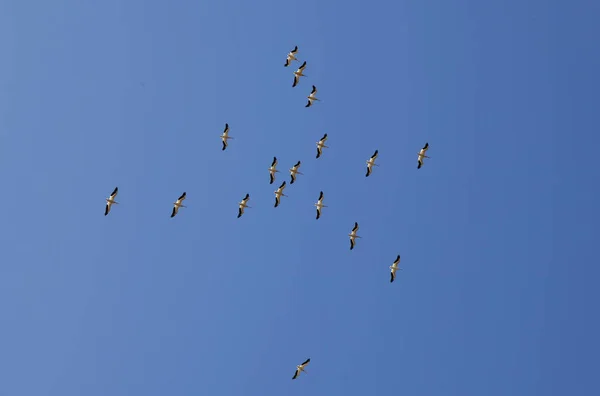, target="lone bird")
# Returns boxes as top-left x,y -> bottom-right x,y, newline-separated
220,123 -> 233,151
274,181 -> 287,207
349,222 -> 361,250
238,193 -> 251,218
289,161 -> 303,184
284,46 -> 300,67
305,85 -> 320,107
171,192 -> 187,218
292,61 -> 307,87
316,133 -> 328,158
268,157 -> 279,184
292,358 -> 310,380
417,143 -> 430,169
315,191 -> 327,219
390,255 -> 401,283
104,187 -> 119,216
365,150 -> 379,177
